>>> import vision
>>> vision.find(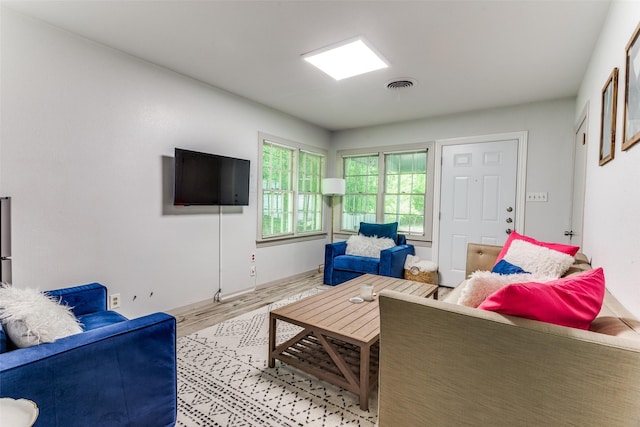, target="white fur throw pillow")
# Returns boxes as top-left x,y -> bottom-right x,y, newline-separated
503,239 -> 575,278
0,287 -> 83,348
458,271 -> 555,308
345,234 -> 396,258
